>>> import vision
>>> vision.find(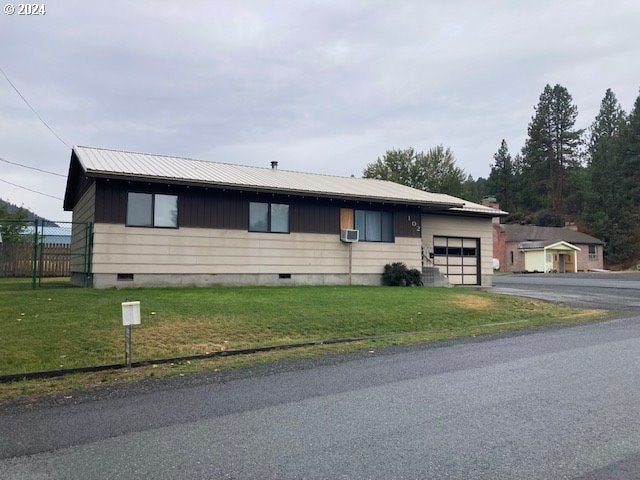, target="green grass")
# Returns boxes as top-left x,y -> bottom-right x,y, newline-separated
0,278 -> 606,378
